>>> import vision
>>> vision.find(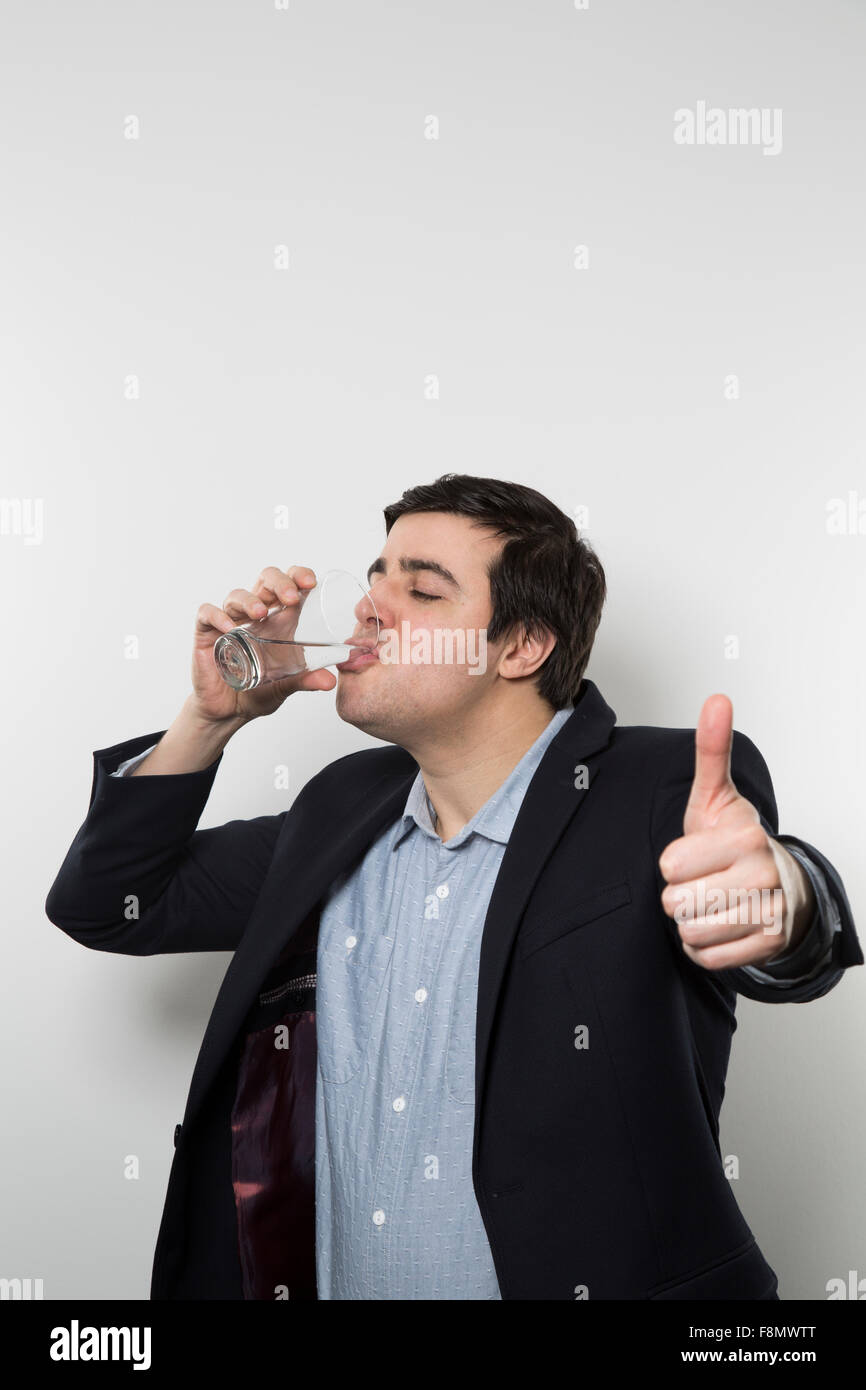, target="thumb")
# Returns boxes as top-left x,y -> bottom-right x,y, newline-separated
295,667 -> 337,693
687,693 -> 735,822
